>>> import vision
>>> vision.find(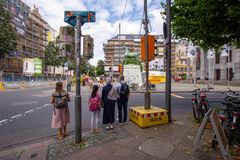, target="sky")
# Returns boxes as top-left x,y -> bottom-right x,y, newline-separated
22,0 -> 165,65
